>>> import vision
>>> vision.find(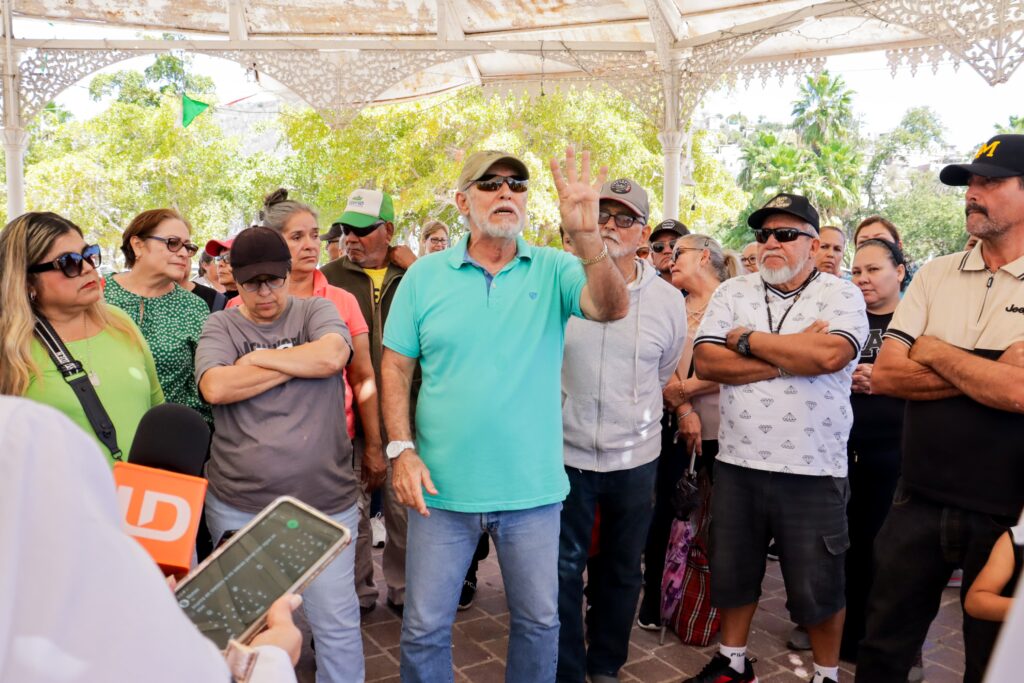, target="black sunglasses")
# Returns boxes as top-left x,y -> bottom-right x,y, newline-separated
340,221 -> 387,237
752,227 -> 817,244
146,235 -> 199,256
472,175 -> 528,193
650,239 -> 677,254
598,211 -> 643,229
28,244 -> 102,278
